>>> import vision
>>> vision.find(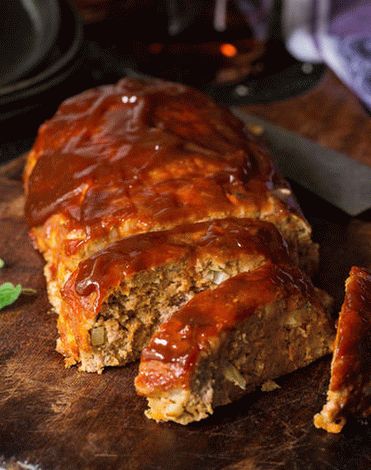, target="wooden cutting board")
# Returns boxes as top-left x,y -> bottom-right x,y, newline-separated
0,156 -> 370,470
